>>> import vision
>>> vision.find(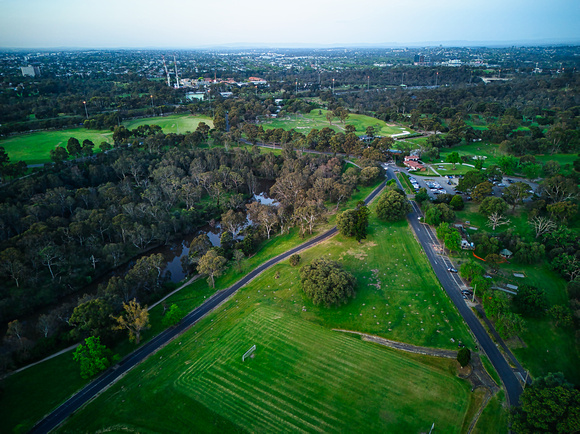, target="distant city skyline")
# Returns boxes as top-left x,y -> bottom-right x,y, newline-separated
0,0 -> 578,49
